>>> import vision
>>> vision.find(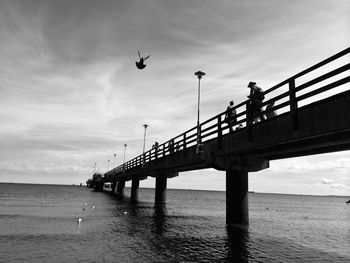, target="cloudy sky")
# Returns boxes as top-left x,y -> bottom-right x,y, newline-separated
0,0 -> 349,195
